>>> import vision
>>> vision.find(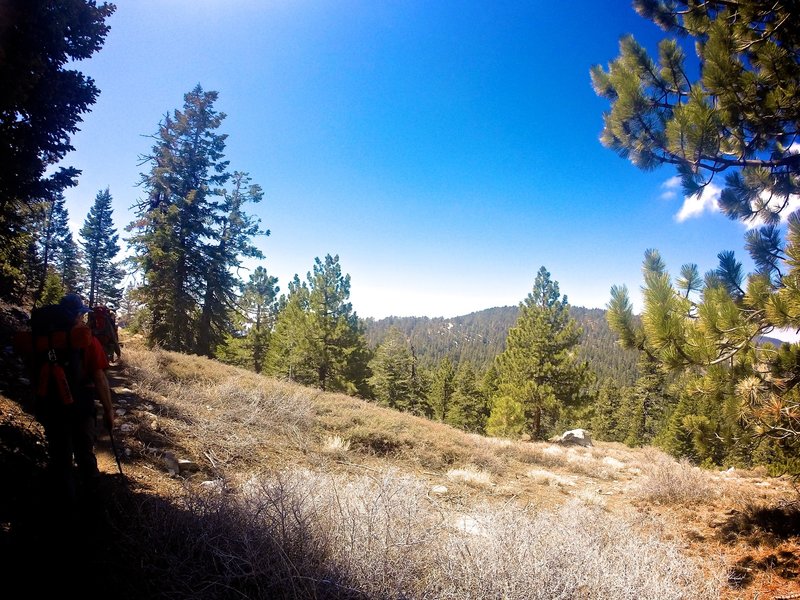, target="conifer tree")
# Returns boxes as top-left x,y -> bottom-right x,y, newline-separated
368,327 -> 415,410
306,255 -> 370,394
57,230 -> 83,293
591,382 -> 627,443
242,266 -> 280,374
267,257 -> 370,394
485,395 -> 526,439
32,194 -> 72,305
0,0 -> 115,299
491,267 -> 592,440
429,356 -> 456,422
129,85 -> 229,351
607,246 -> 800,467
196,172 -> 267,357
446,365 -> 490,433
80,188 -> 122,307
266,276 -> 316,383
592,1 -> 800,225
624,353 -> 675,445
